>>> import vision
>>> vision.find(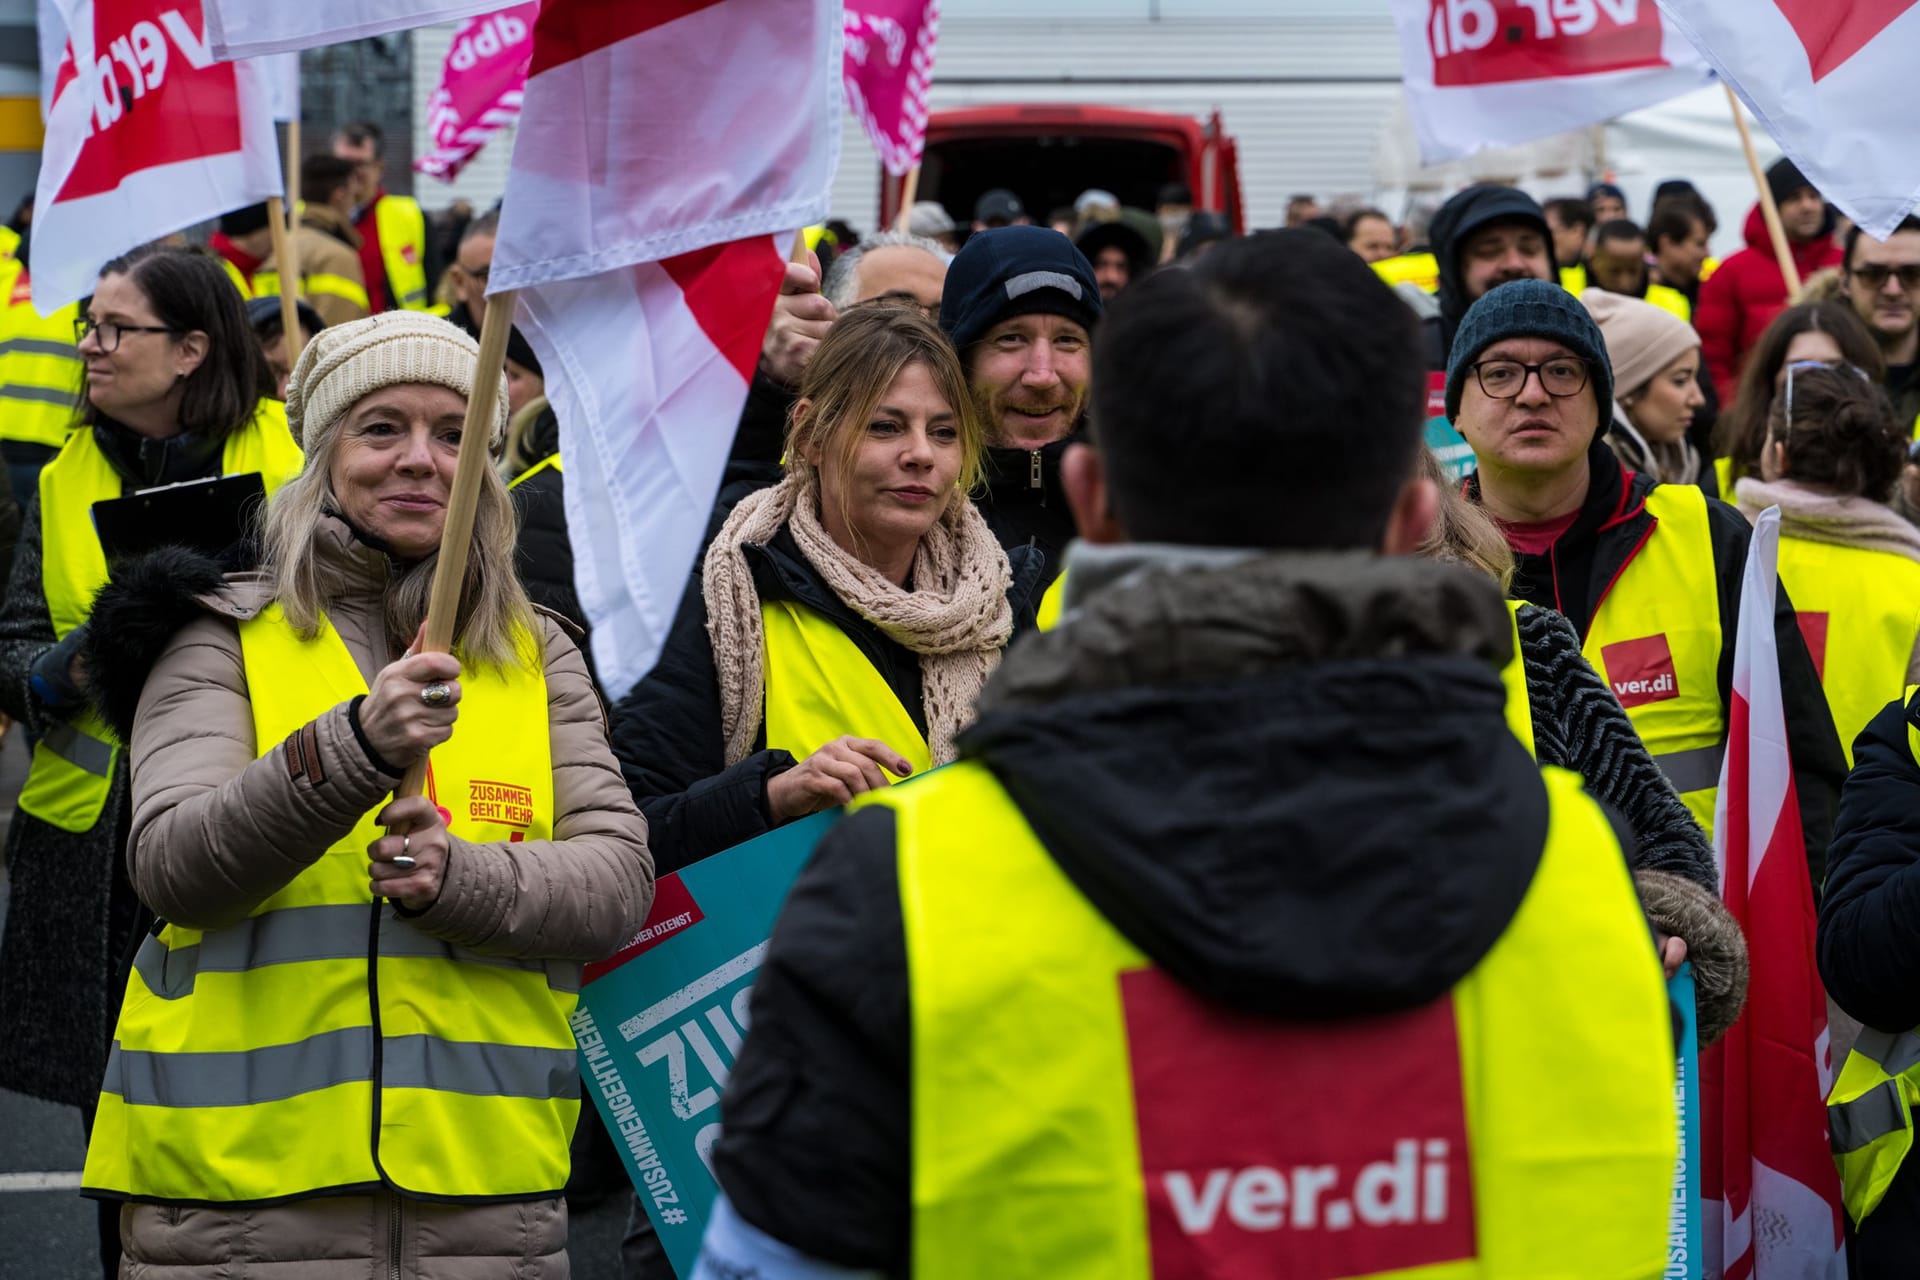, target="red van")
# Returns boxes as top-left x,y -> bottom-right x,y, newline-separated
878,104 -> 1243,233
